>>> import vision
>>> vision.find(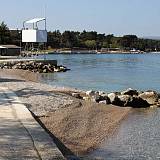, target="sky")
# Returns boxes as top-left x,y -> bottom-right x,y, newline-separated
0,0 -> 160,37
